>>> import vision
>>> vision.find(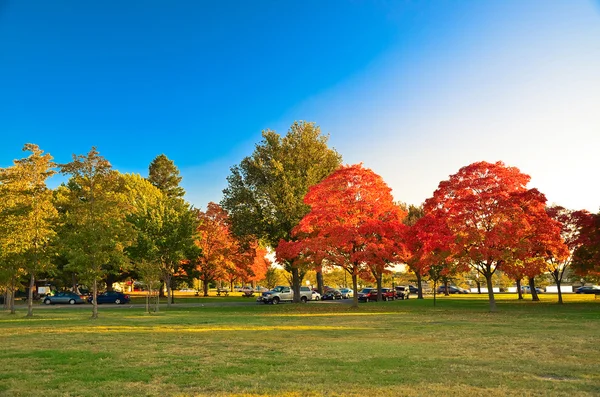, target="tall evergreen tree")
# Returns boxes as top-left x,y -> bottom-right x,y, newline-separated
148,154 -> 185,199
